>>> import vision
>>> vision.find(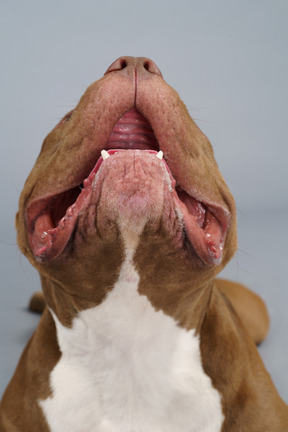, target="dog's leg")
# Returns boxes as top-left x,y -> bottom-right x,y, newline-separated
215,278 -> 270,345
